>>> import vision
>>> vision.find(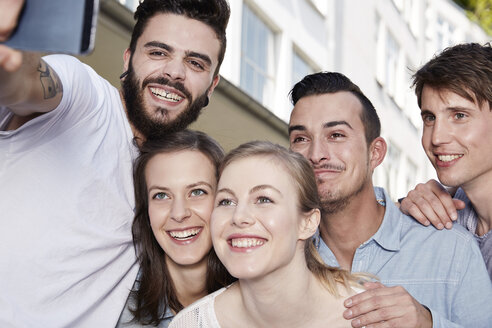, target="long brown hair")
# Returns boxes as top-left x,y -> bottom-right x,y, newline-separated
220,141 -> 367,295
131,130 -> 235,325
